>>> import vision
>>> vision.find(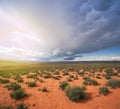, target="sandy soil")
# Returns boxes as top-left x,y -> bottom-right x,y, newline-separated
0,71 -> 120,109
